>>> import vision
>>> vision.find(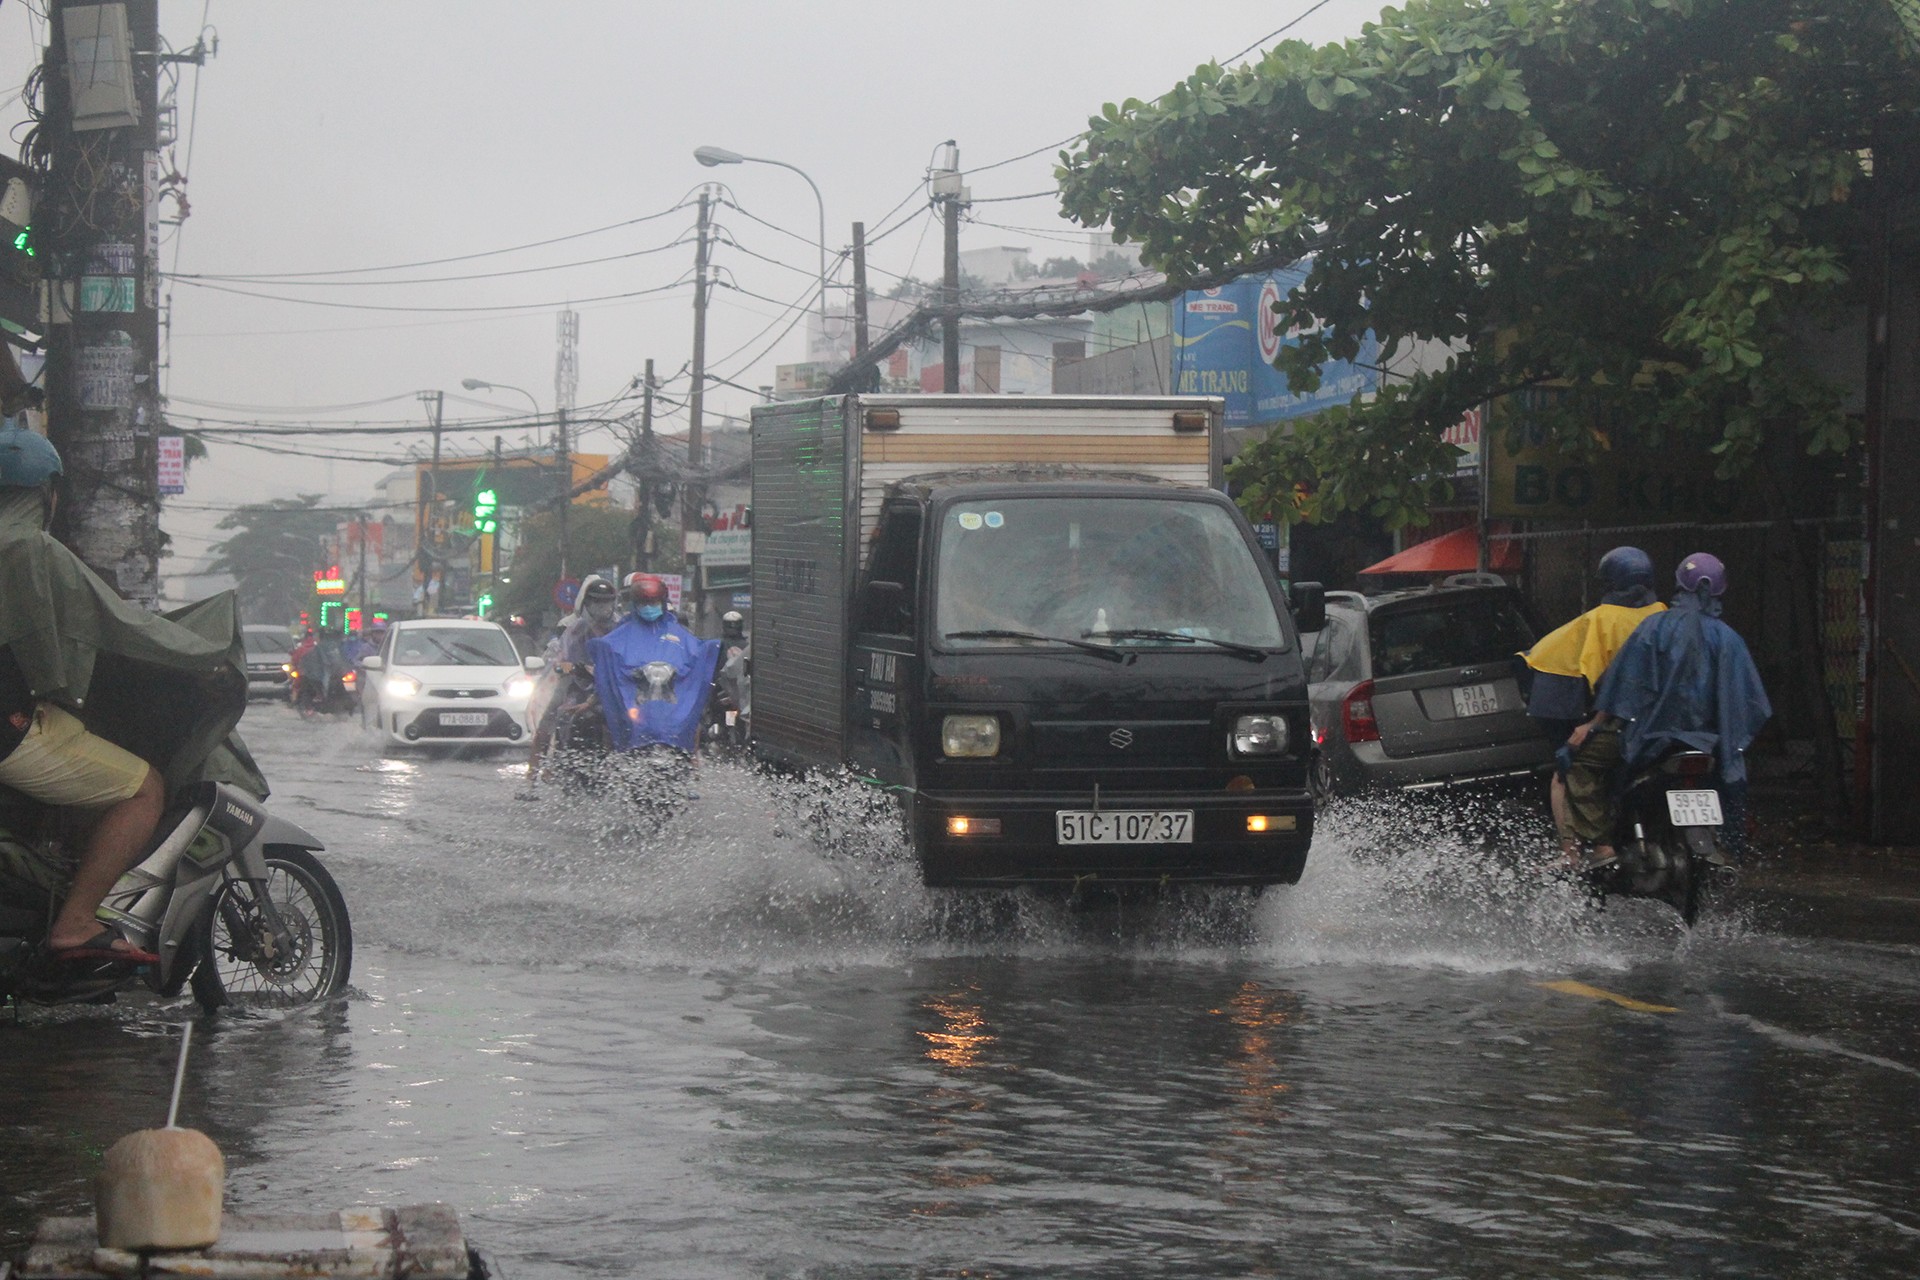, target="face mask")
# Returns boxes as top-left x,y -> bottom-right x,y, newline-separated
638,604 -> 664,622
587,601 -> 614,625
